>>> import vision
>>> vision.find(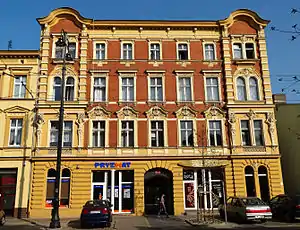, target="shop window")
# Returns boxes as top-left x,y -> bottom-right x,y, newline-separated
46,168 -> 56,207
245,166 -> 256,197
93,171 -> 105,182
258,166 -> 270,202
60,168 -> 70,207
184,182 -> 195,208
